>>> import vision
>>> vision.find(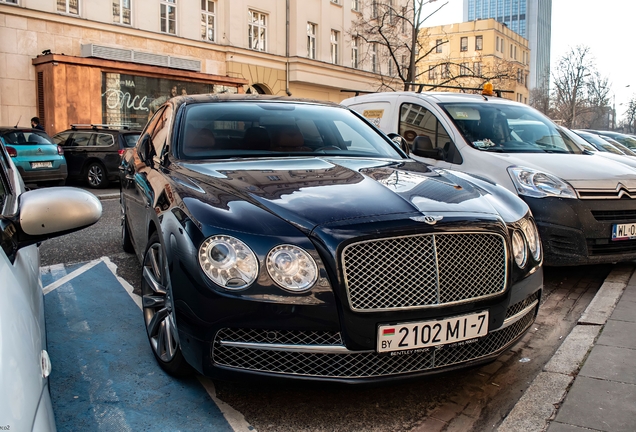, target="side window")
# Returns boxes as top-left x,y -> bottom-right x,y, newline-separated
72,133 -> 93,147
94,133 -> 115,147
399,103 -> 460,164
53,132 -> 72,146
